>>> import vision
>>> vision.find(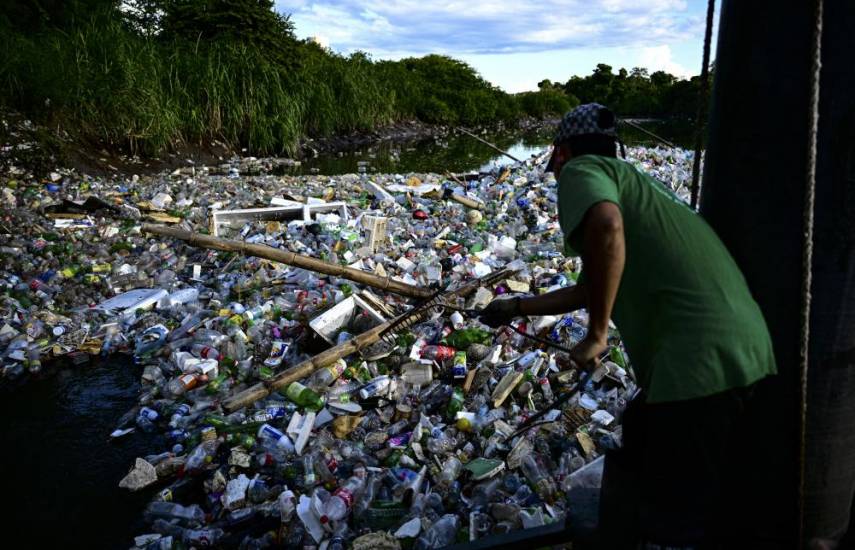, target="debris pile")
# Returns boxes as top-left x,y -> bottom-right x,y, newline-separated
0,146 -> 693,548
